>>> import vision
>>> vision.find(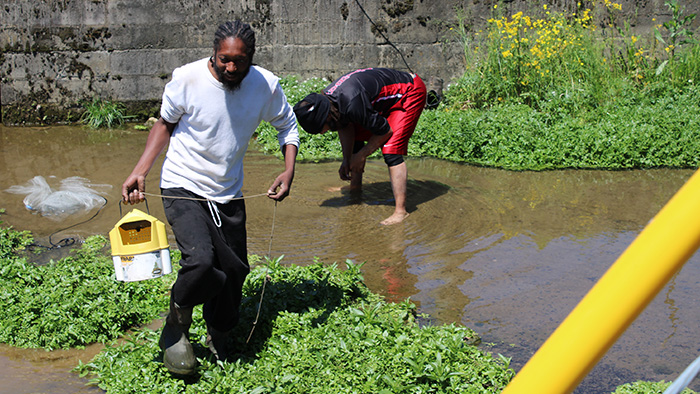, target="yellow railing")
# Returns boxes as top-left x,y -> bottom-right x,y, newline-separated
501,169 -> 700,394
